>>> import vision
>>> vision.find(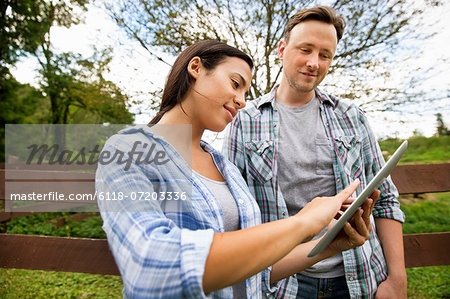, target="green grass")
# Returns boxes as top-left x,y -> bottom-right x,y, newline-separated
379,135 -> 449,164
406,266 -> 450,298
401,192 -> 450,234
0,268 -> 123,298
